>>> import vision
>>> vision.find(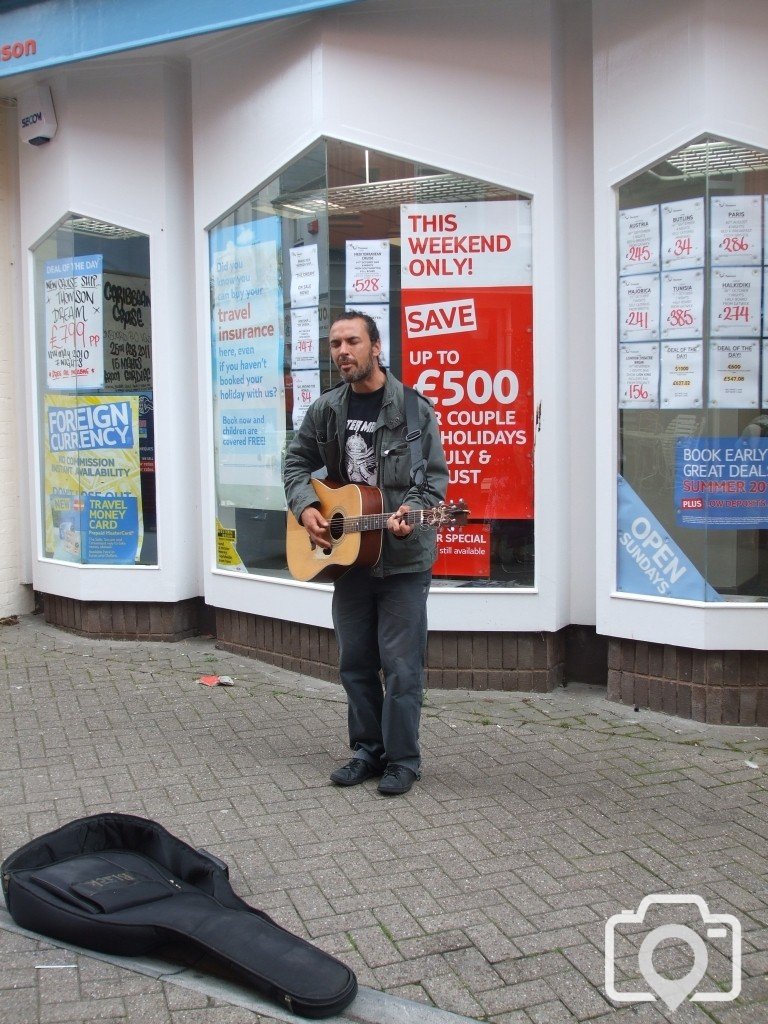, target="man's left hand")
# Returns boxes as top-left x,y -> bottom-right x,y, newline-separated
387,504 -> 413,538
